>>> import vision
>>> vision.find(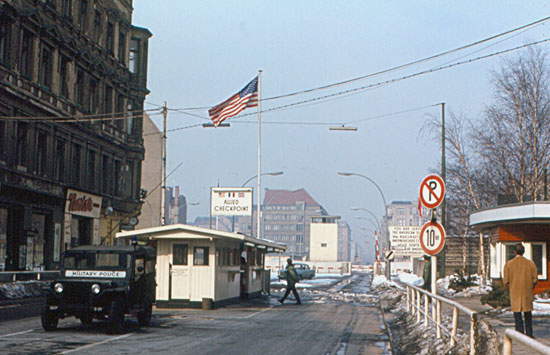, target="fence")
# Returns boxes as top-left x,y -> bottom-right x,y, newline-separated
502,329 -> 550,354
0,271 -> 60,283
405,283 -> 479,355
